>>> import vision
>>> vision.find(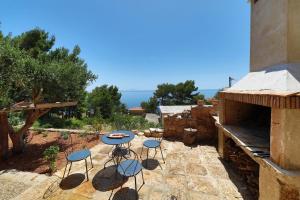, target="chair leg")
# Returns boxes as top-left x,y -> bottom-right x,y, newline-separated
146,148 -> 149,167
159,146 -> 165,163
140,146 -> 144,159
90,155 -> 94,168
104,157 -> 114,169
62,162 -> 69,179
134,175 -> 137,192
153,148 -> 157,159
67,162 -> 72,176
85,159 -> 89,181
127,142 -> 131,156
134,175 -> 138,200
141,169 -> 145,184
